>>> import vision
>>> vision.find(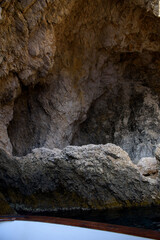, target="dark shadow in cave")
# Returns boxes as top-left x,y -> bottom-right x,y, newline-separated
72,52 -> 160,163
8,84 -> 51,157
